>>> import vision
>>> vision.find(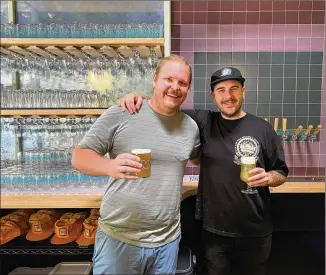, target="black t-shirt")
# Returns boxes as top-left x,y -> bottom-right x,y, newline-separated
183,109 -> 289,238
